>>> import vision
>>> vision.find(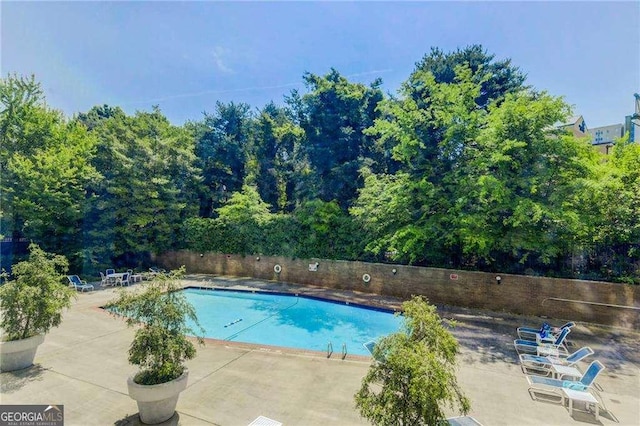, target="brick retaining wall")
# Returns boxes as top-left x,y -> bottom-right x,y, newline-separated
154,250 -> 640,329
